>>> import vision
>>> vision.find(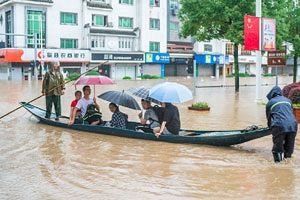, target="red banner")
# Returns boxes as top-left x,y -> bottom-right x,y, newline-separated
244,15 -> 260,51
